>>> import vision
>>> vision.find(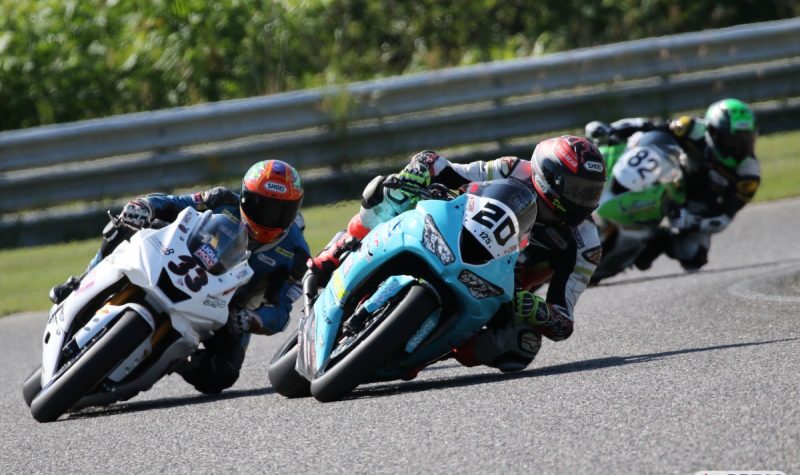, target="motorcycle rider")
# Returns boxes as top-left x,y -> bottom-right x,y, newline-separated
308,136 -> 606,374
585,98 -> 760,275
49,159 -> 310,394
